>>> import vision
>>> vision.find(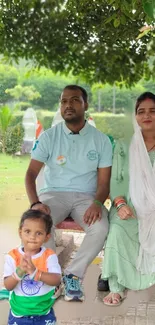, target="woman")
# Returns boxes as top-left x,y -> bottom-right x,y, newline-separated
102,91 -> 155,306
